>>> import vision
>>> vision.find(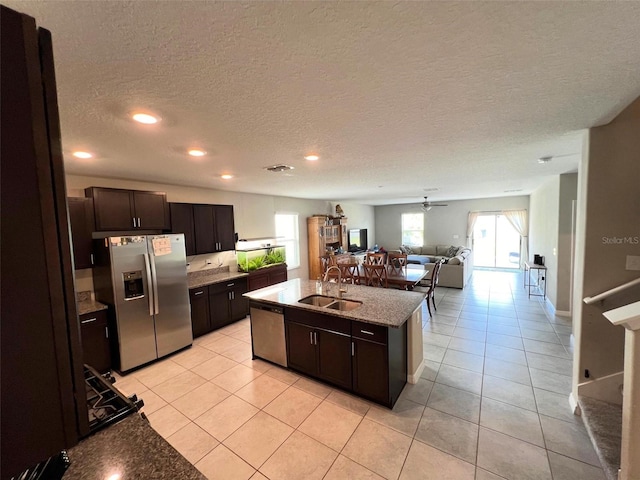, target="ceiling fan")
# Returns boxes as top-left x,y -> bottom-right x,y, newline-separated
421,196 -> 448,212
